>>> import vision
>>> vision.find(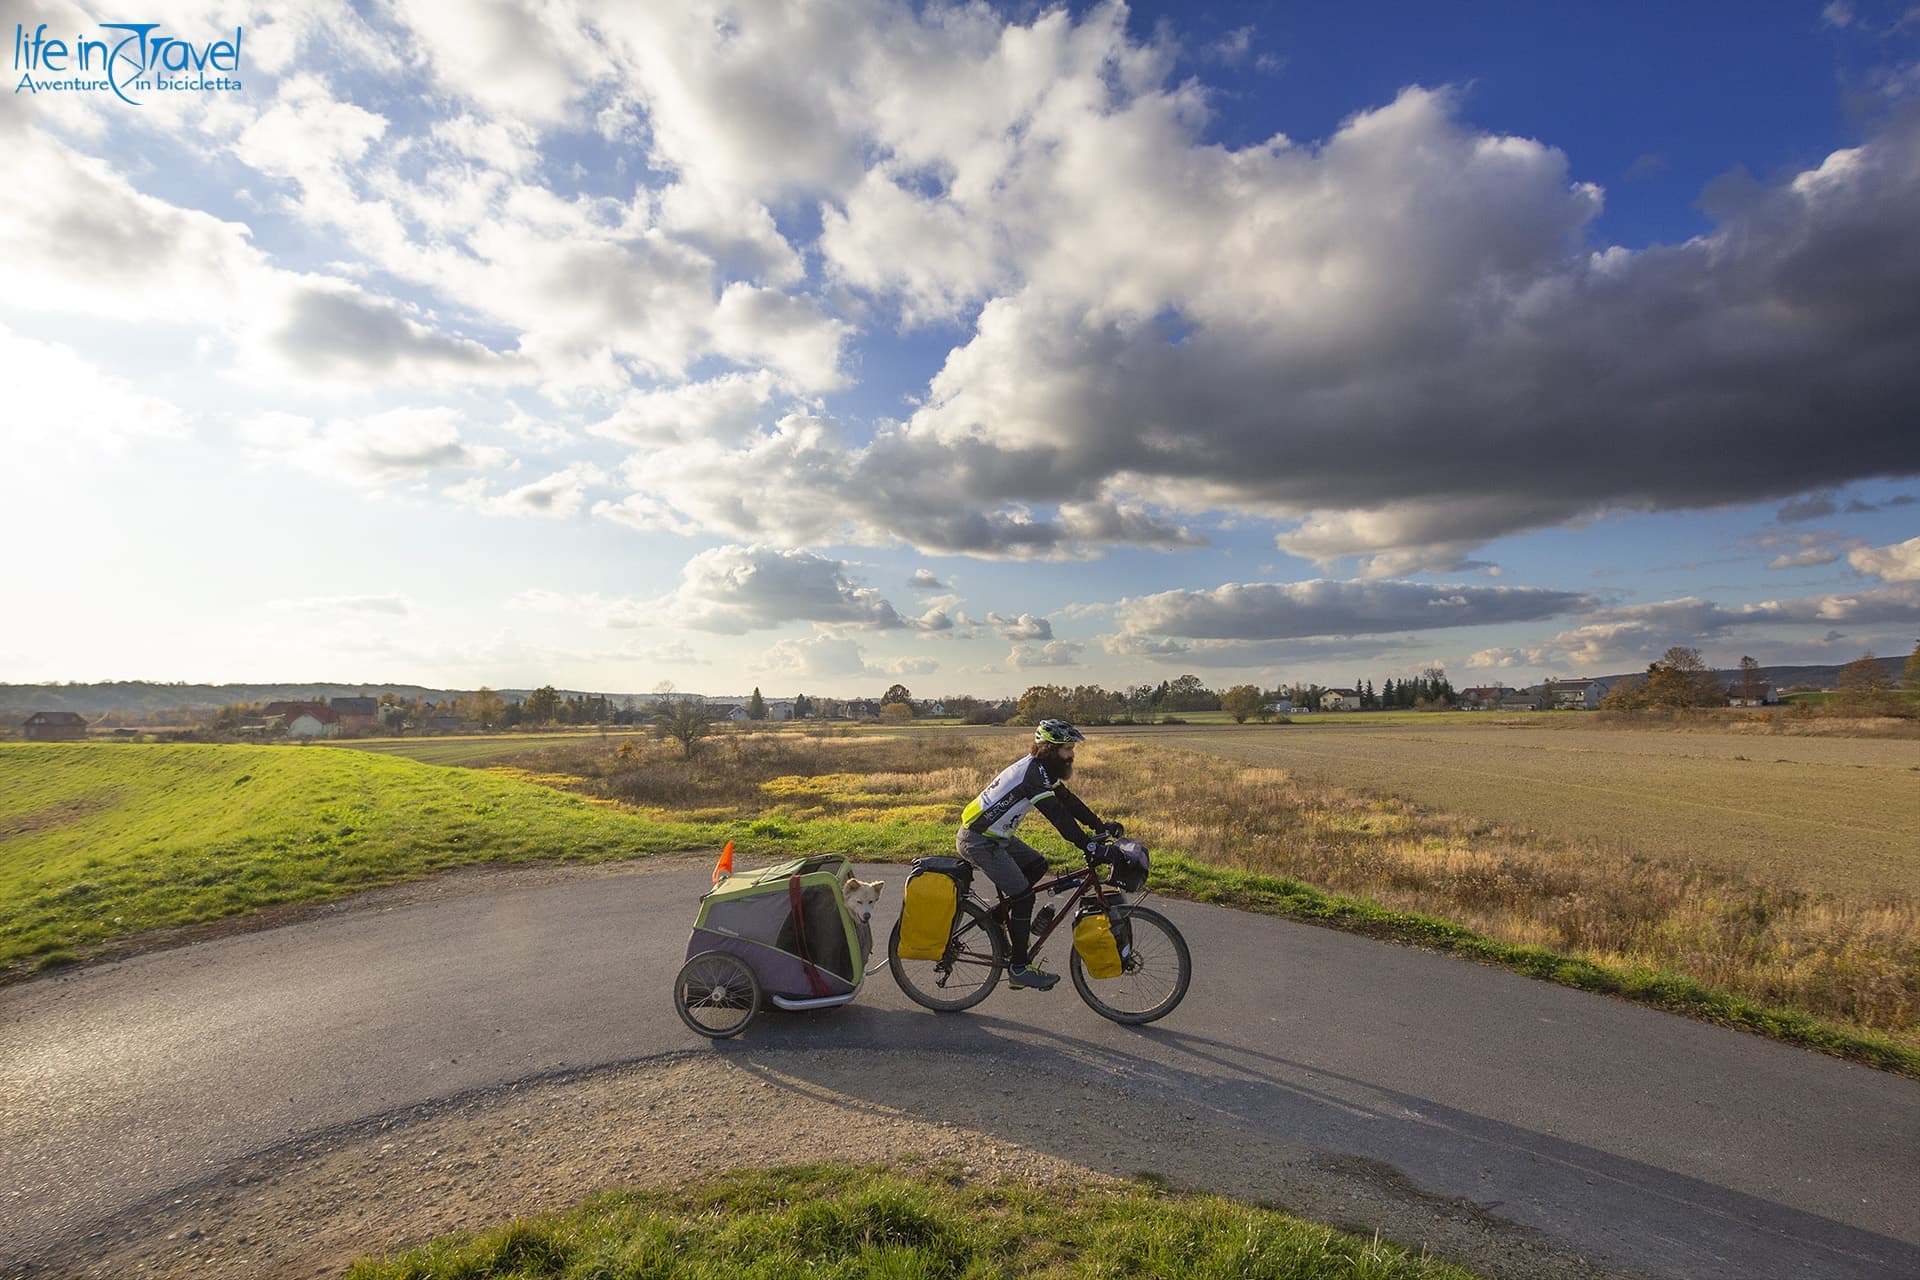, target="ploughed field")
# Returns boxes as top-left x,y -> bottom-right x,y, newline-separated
1116,721 -> 1920,902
